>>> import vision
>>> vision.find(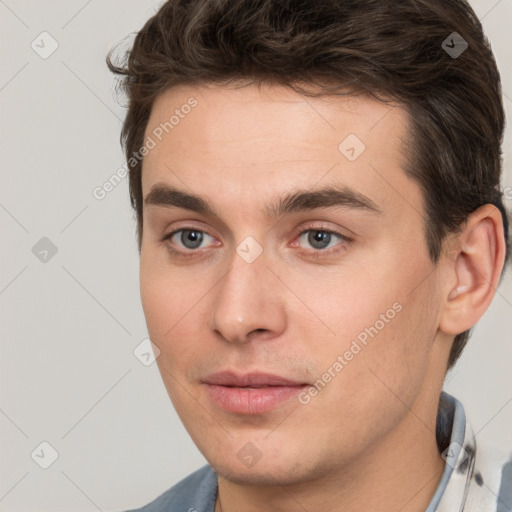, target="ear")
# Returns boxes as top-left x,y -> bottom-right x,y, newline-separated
439,204 -> 506,336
